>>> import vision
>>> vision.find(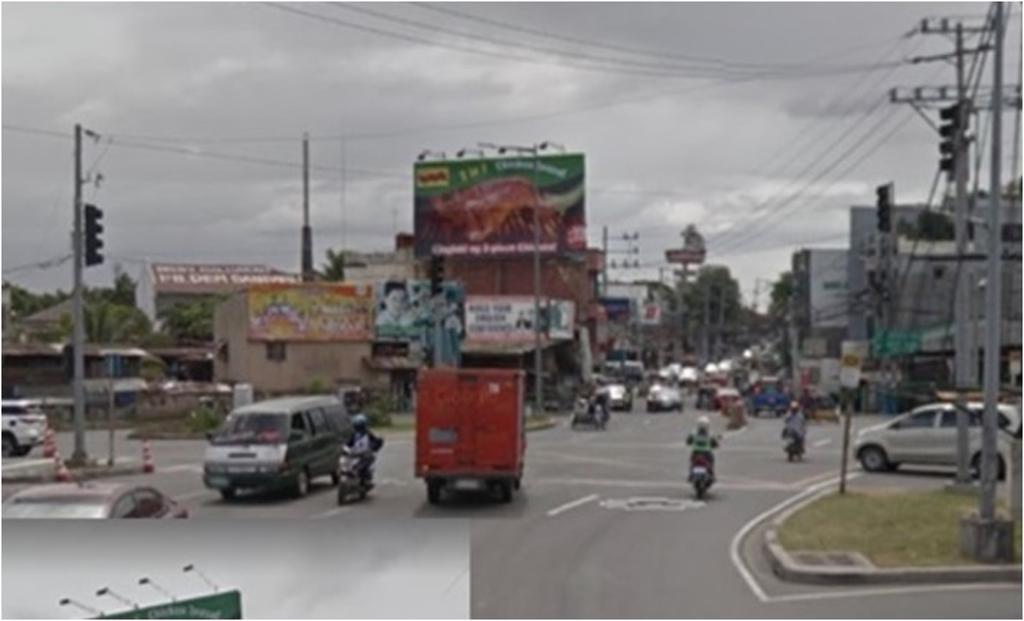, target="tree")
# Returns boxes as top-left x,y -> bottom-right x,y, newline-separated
158,298 -> 218,342
320,248 -> 347,281
3,281 -> 70,319
768,272 -> 793,323
58,300 -> 152,343
678,265 -> 742,357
